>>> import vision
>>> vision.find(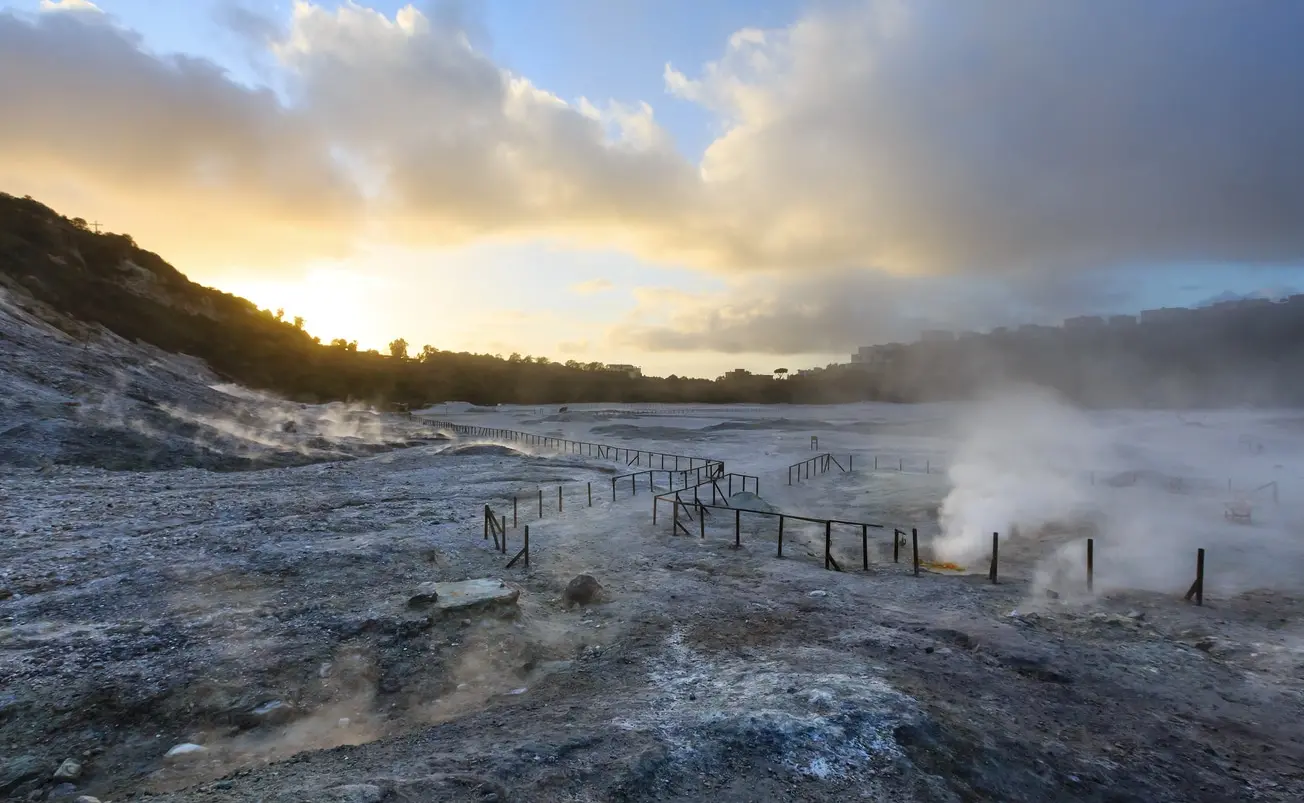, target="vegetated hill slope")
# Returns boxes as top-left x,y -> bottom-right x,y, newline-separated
0,192 -> 341,396
0,282 -> 439,470
0,195 -> 443,470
